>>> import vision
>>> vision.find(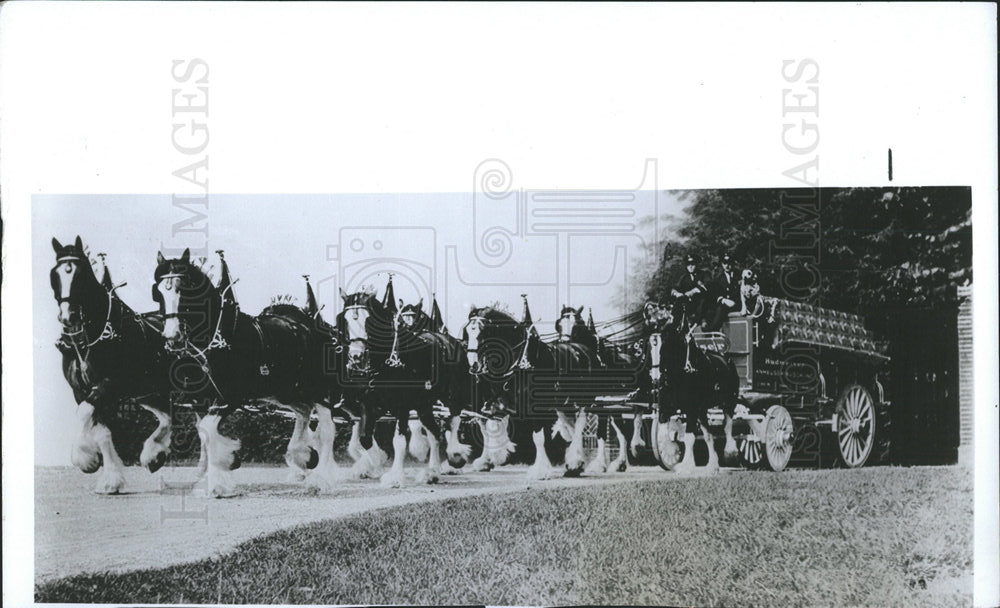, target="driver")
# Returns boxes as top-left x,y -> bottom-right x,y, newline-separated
670,254 -> 708,328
